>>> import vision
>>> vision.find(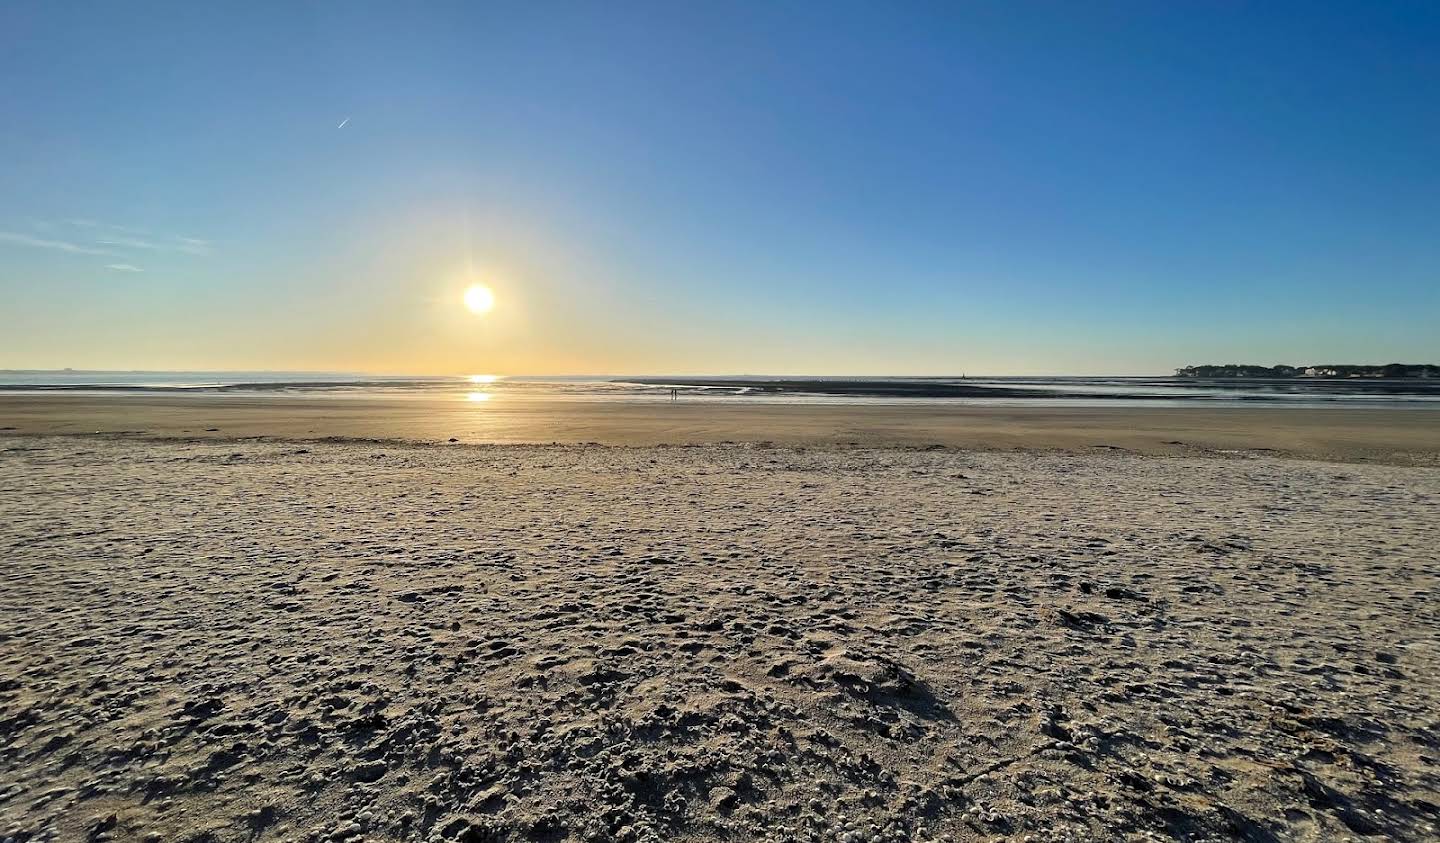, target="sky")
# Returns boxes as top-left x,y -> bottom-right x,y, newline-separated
2,1 -> 1437,376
